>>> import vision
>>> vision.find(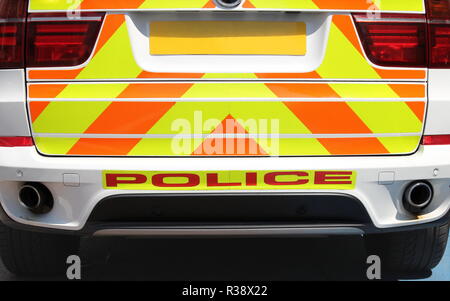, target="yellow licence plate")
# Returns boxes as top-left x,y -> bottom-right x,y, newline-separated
103,170 -> 356,191
149,21 -> 307,56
